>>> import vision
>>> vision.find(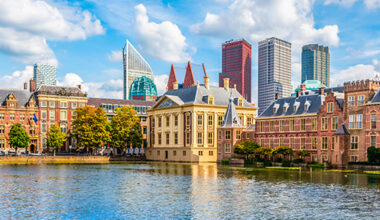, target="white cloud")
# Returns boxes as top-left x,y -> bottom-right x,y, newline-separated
107,50 -> 122,62
191,0 -> 340,49
324,0 -> 358,7
0,65 -> 34,89
0,0 -> 104,65
331,59 -> 380,86
134,4 -> 190,63
364,0 -> 380,9
154,74 -> 169,95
